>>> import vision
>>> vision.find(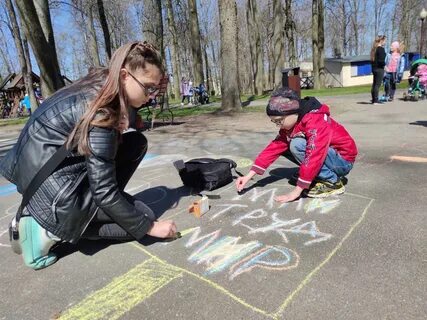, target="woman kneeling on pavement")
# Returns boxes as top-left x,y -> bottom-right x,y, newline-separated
0,41 -> 177,270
